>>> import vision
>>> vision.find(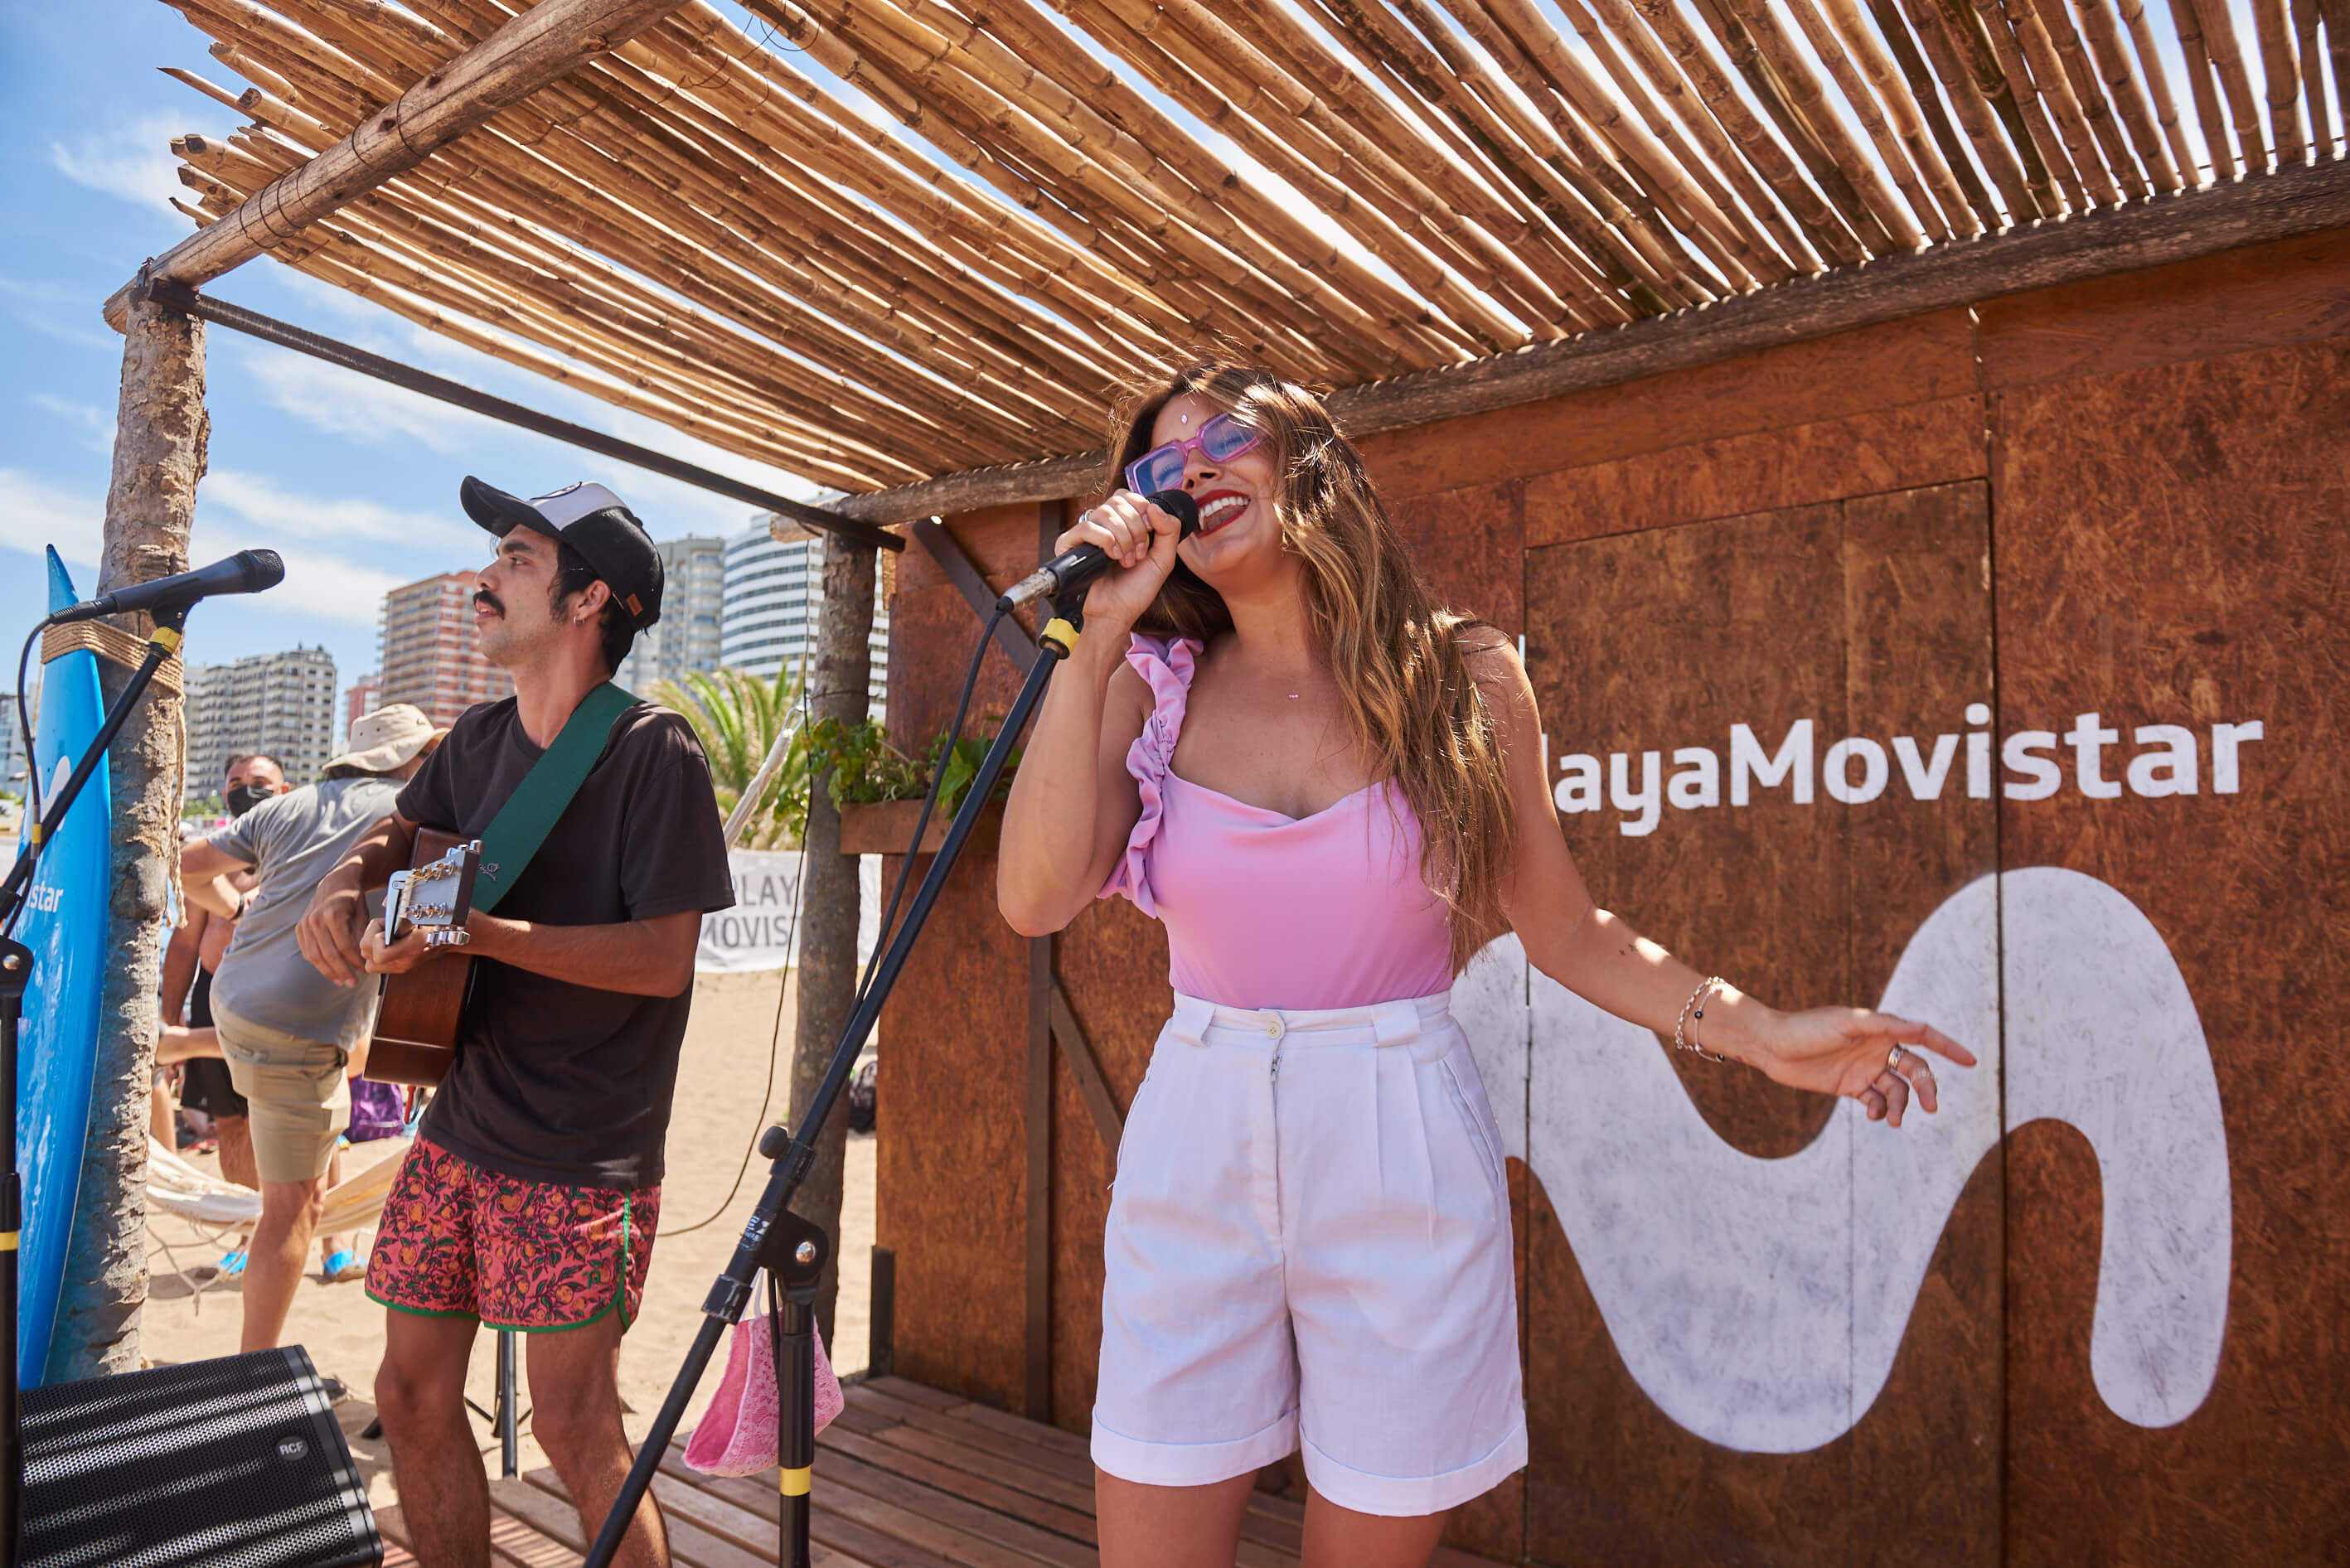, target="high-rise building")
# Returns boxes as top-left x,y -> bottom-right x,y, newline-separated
342,672 -> 381,744
615,535 -> 724,694
181,646 -> 338,797
377,572 -> 513,731
720,518 -> 888,713
0,692 -> 25,796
